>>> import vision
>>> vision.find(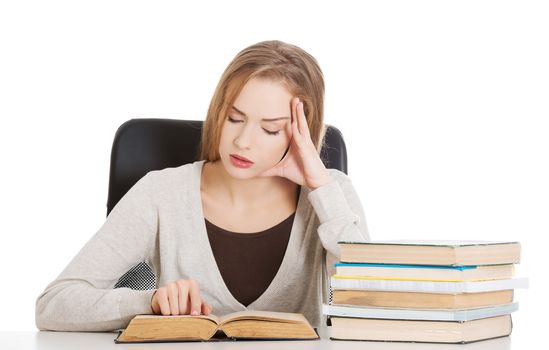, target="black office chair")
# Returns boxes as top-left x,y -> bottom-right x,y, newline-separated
110,118 -> 348,290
